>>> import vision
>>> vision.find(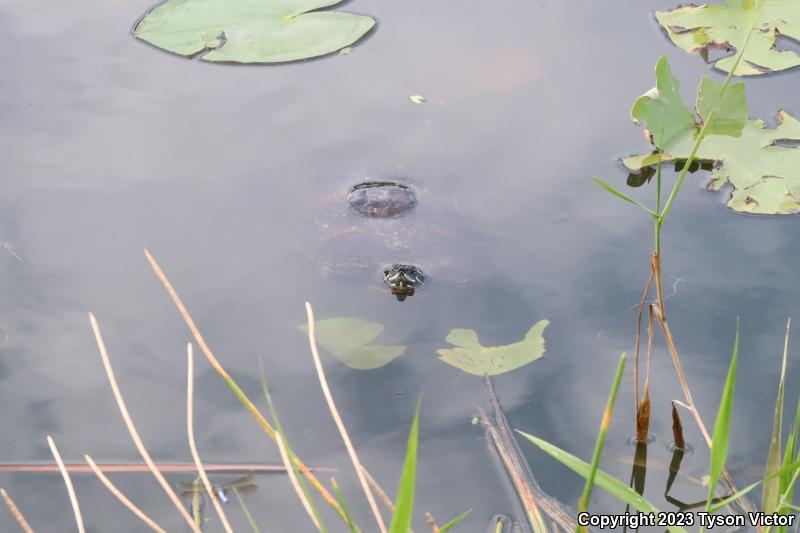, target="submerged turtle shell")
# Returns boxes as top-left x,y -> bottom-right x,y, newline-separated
304,179 -> 463,284
346,181 -> 417,218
